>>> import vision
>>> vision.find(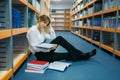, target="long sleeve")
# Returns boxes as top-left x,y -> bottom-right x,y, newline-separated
49,26 -> 56,39
26,26 -> 45,53
43,26 -> 56,40
26,25 -> 57,53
